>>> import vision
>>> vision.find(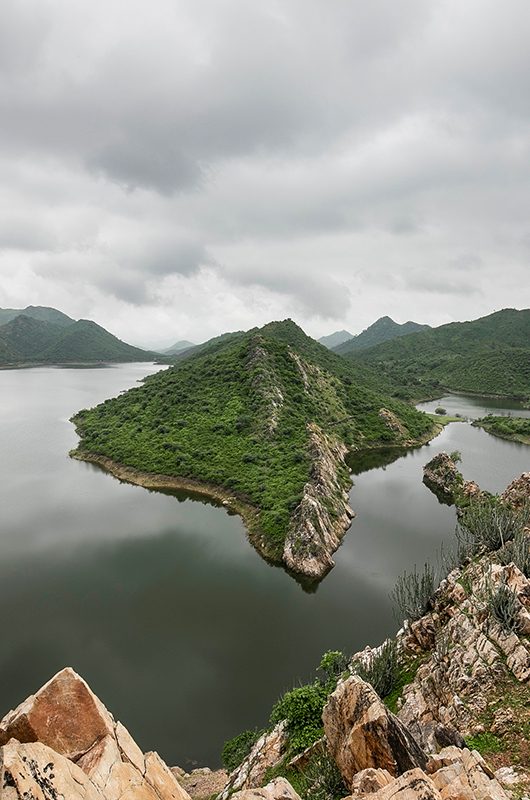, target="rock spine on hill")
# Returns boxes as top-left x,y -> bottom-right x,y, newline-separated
283,422 -> 354,579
